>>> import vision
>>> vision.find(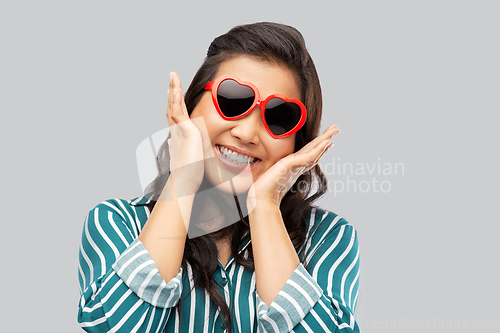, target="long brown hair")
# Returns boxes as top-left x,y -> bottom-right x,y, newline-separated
146,22 -> 327,332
